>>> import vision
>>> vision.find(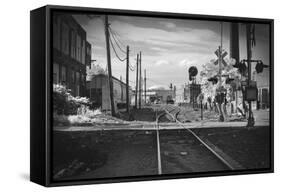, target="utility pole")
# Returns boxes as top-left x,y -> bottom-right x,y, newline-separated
139,51 -> 142,109
144,69 -> 147,104
230,23 -> 240,113
104,15 -> 116,117
135,54 -> 139,109
126,46 -> 130,113
217,22 -> 224,122
246,24 -> 255,127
